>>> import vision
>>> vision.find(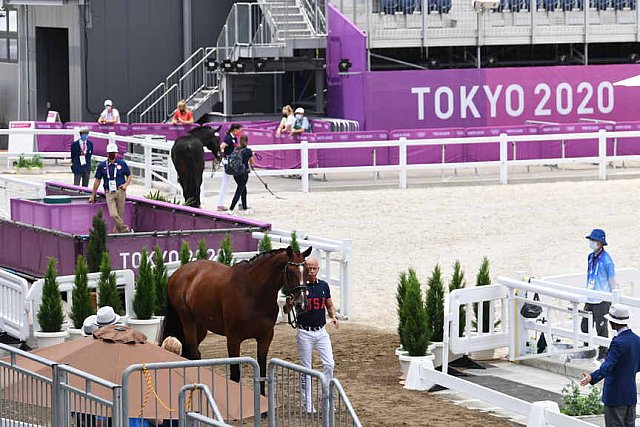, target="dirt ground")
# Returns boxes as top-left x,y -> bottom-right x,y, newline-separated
199,323 -> 514,427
